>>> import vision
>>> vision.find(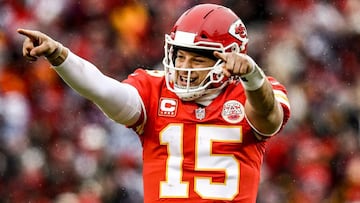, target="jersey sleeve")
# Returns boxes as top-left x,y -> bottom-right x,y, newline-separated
250,76 -> 291,140
269,76 -> 291,130
123,69 -> 153,103
122,68 -> 165,134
